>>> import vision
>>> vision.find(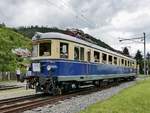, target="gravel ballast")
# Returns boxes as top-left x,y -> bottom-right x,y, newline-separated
24,81 -> 136,113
